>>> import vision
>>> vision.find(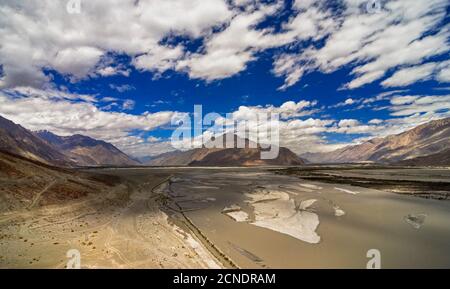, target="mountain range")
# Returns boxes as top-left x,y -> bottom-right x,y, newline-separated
2,114 -> 449,167
146,134 -> 305,166
0,115 -> 138,167
36,131 -> 140,167
302,117 -> 450,165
